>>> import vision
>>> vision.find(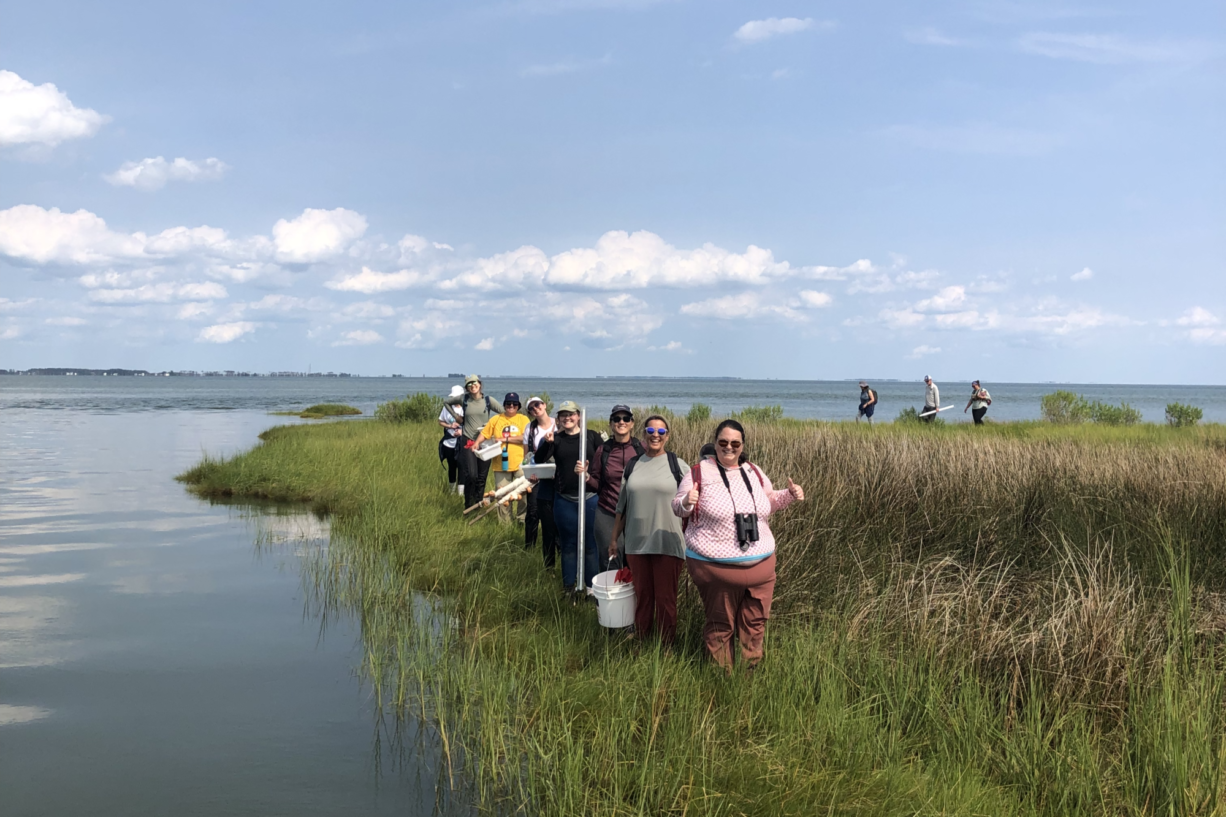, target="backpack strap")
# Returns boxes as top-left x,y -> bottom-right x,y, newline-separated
631,438 -> 646,458
621,453 -> 642,486
666,451 -> 683,485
